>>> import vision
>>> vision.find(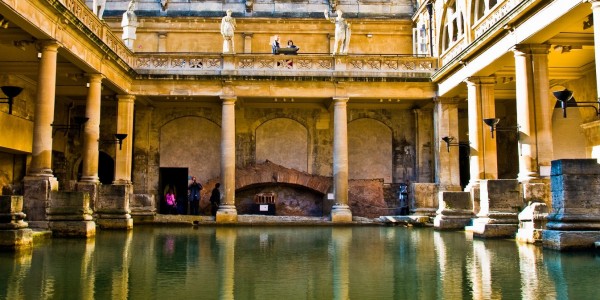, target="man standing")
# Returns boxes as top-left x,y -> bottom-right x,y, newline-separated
188,177 -> 203,215
210,183 -> 221,217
